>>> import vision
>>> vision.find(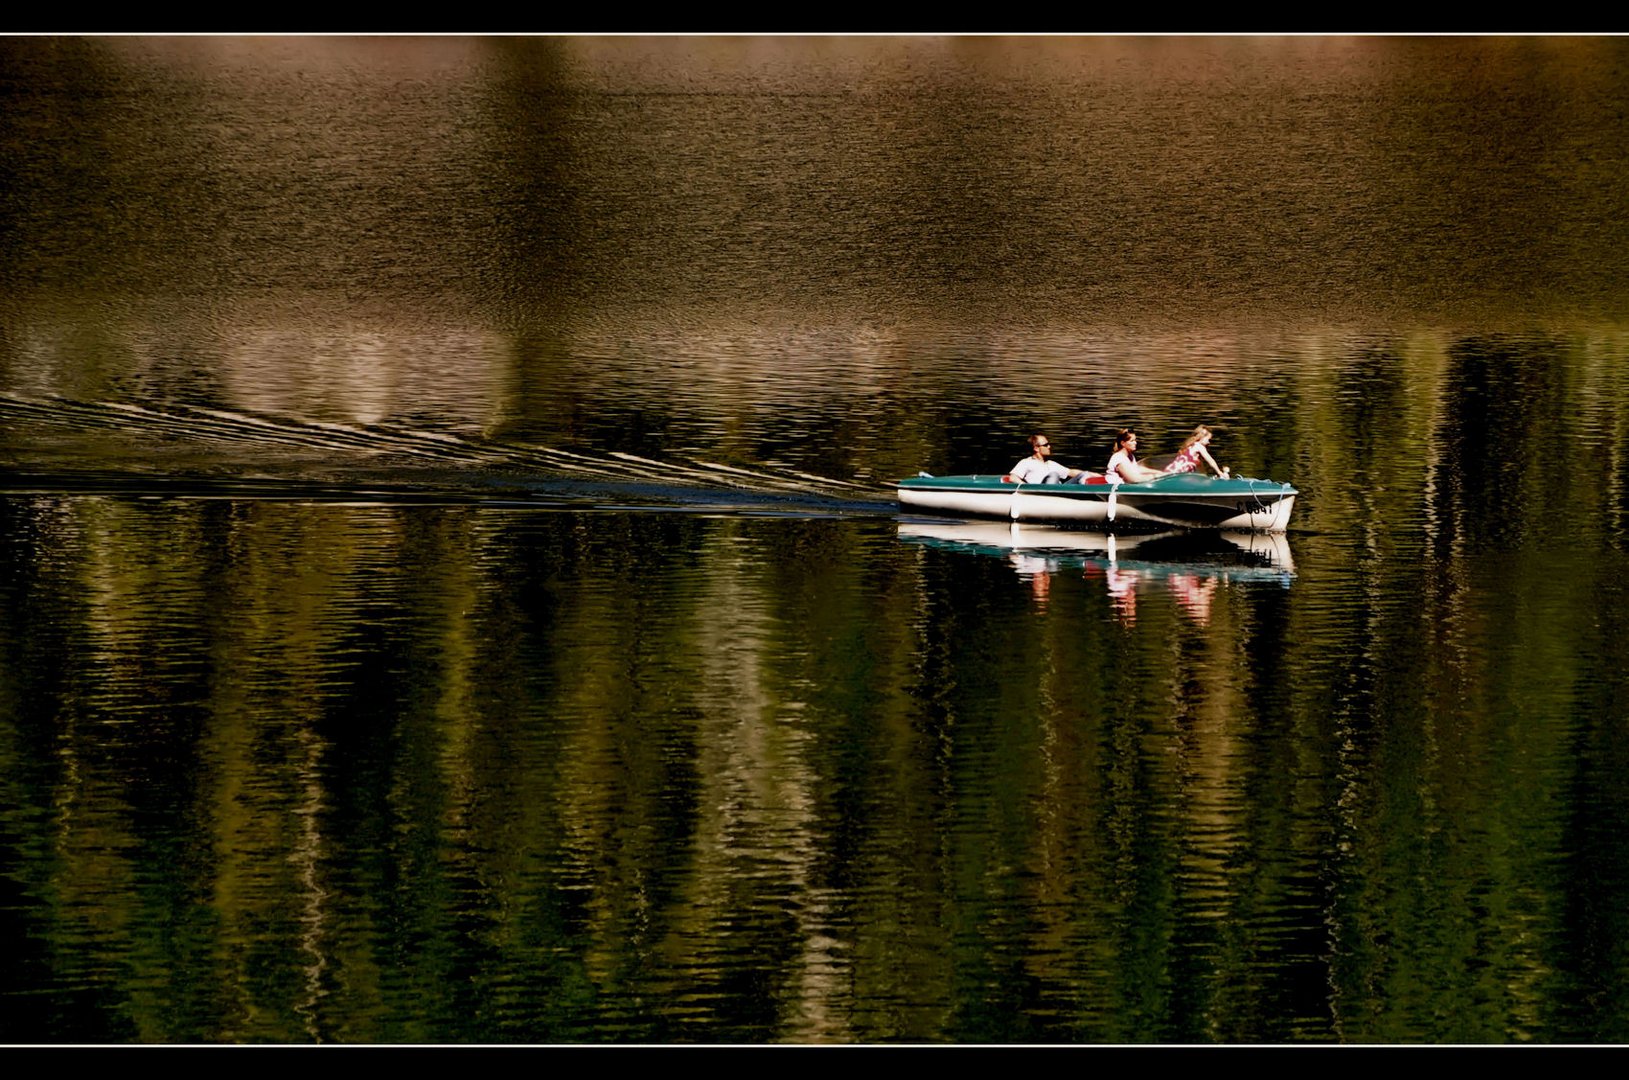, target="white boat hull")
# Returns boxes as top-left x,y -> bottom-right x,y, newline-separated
896,475 -> 1297,532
